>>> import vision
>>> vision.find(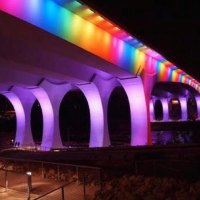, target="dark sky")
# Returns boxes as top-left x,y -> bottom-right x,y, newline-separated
82,0 -> 200,80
